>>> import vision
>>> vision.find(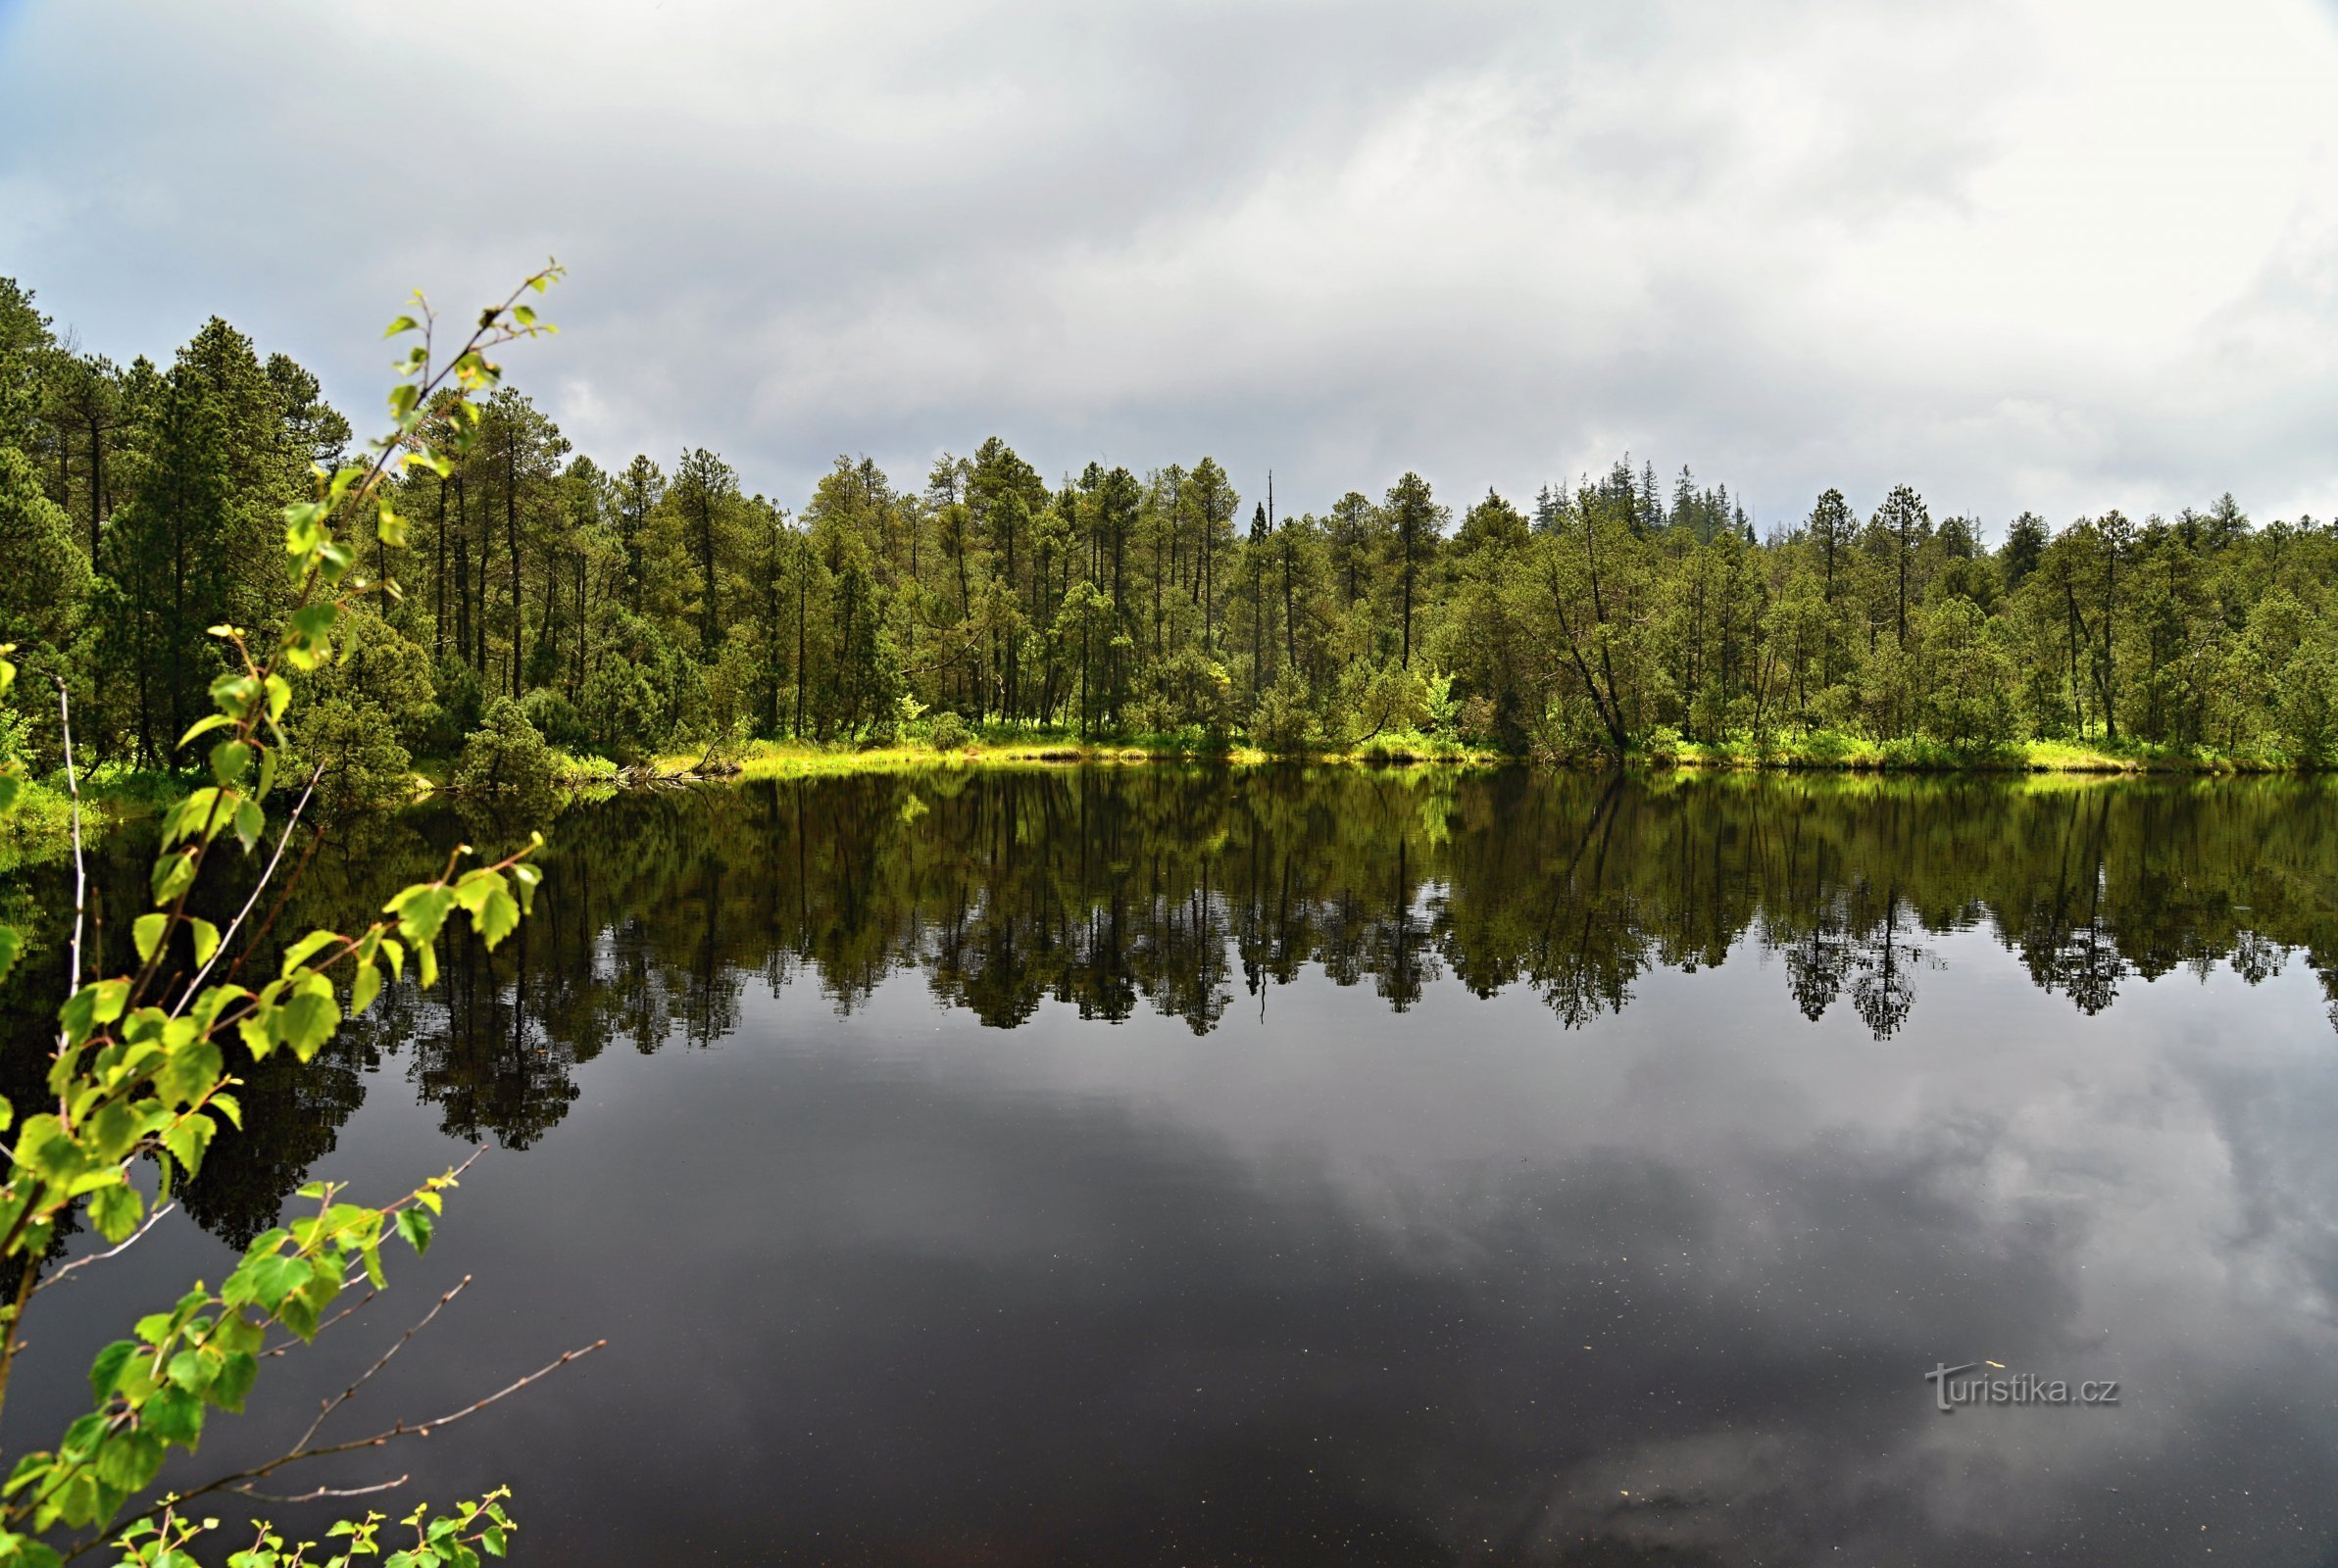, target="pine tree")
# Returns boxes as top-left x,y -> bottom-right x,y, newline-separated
1382,471 -> 1444,668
